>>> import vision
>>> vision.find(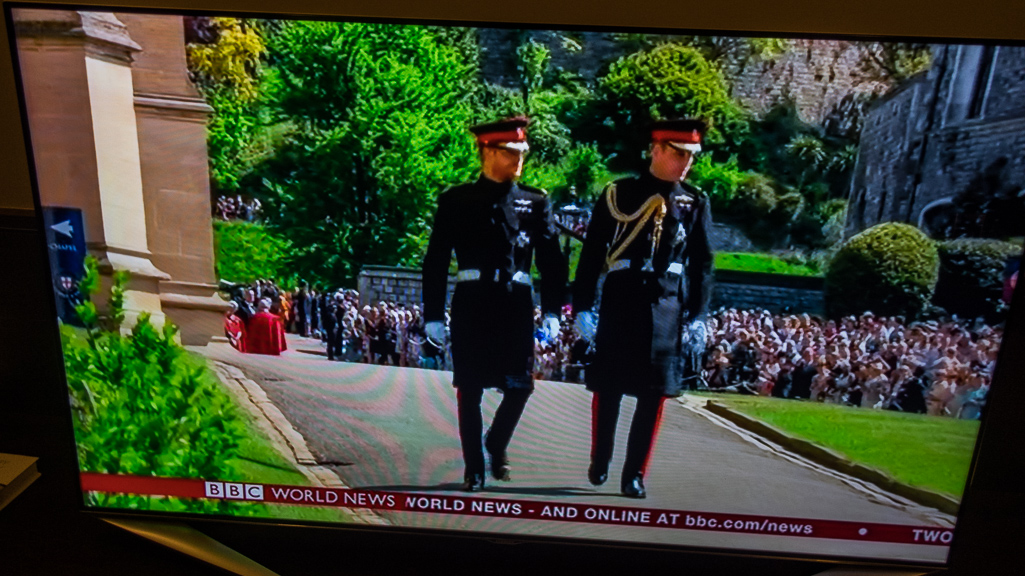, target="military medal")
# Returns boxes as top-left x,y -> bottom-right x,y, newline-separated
516,230 -> 531,247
